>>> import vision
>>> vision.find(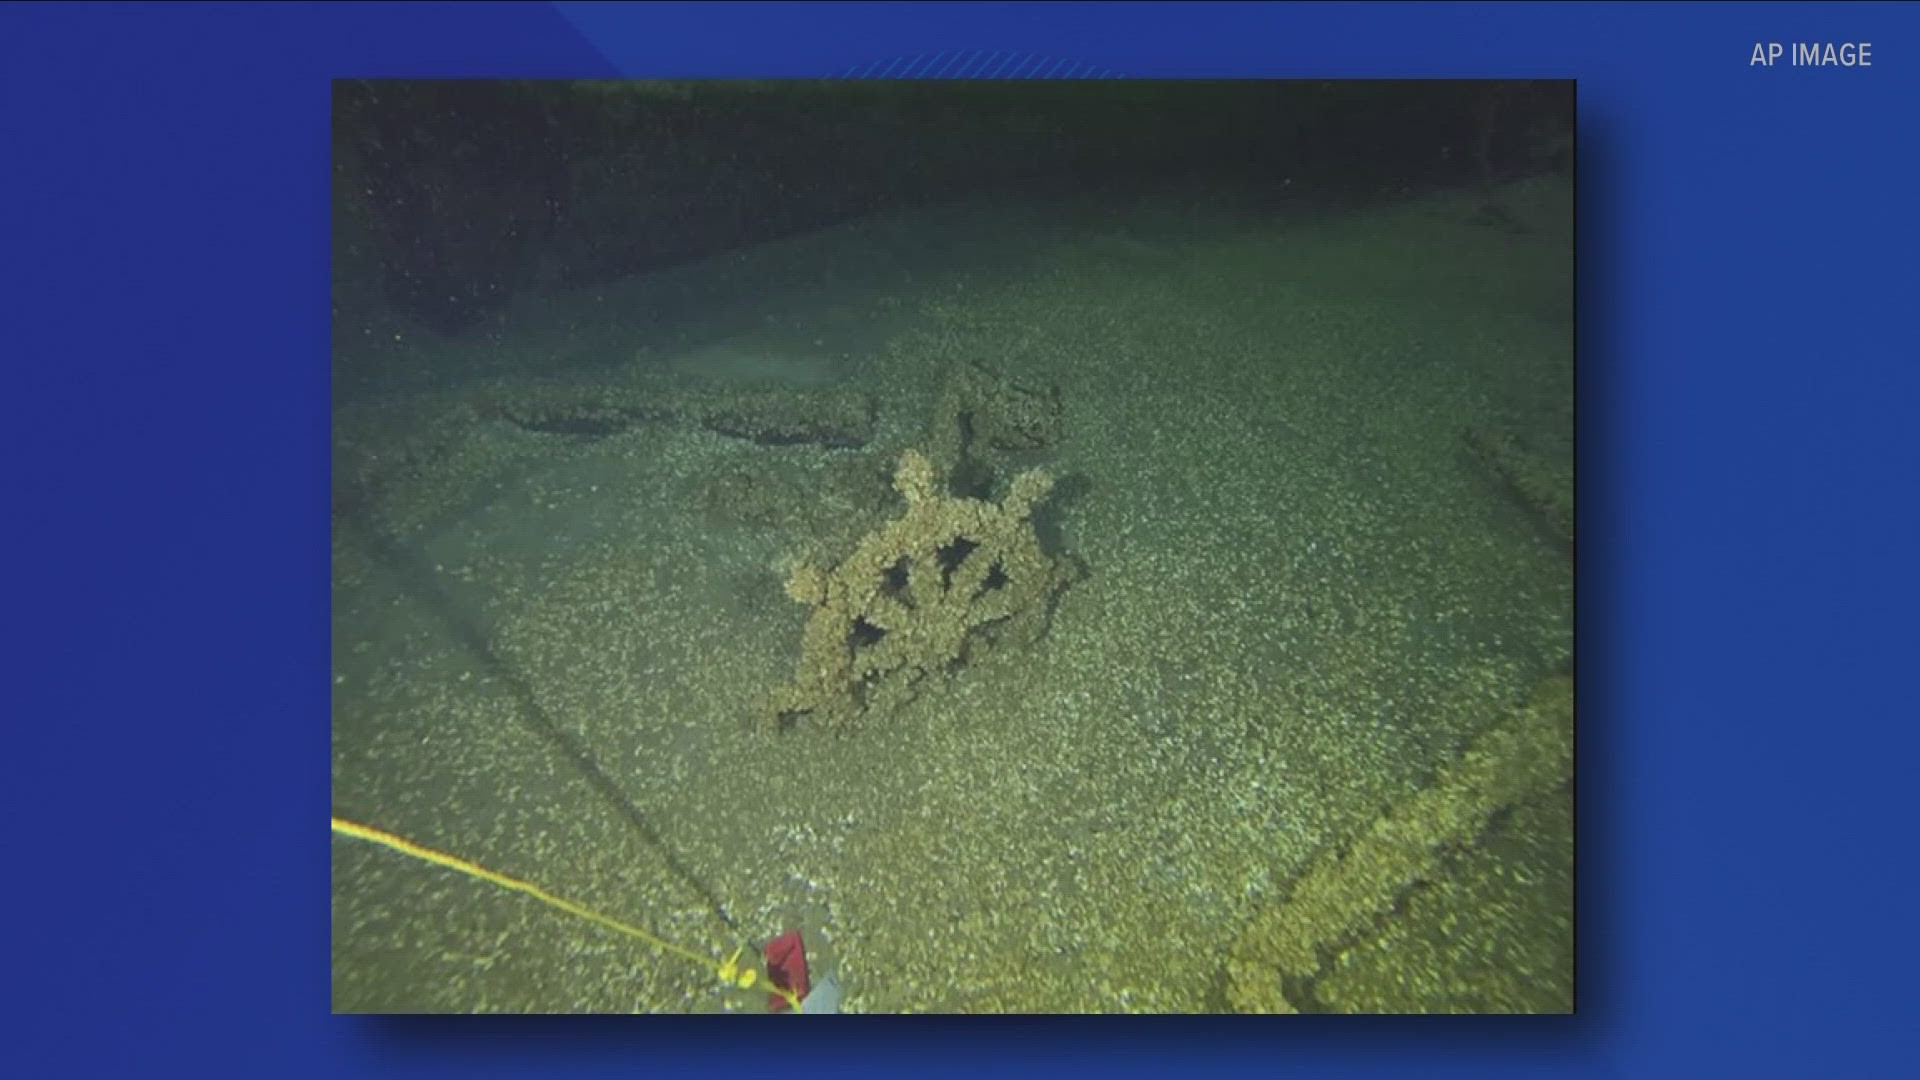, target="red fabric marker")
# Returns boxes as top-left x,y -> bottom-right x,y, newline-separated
765,931 -> 810,1012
